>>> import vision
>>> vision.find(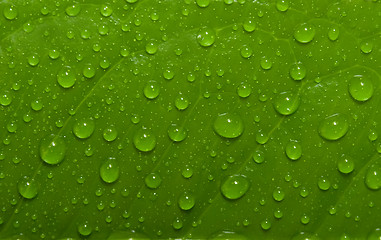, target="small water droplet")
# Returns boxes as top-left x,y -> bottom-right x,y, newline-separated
103,126 -> 118,142
145,173 -> 162,189
77,222 -> 92,236
163,69 -> 174,80
348,75 -> 373,102
261,219 -> 271,230
83,64 -> 96,78
40,134 -> 66,165
197,27 -> 215,47
213,113 -> 244,139
100,157 -> 119,183
178,192 -> 195,210
49,49 -> 60,59
294,23 -> 315,43
289,63 -> 306,81
175,93 -> 189,110
146,41 -> 158,54
172,218 -> 183,230
285,141 -> 302,160
360,41 -> 373,54
27,54 -> 39,67
318,113 -> 349,141
240,45 -> 253,58
182,167 -> 193,179
221,175 -> 249,200
337,155 -> 354,174
328,27 -> 339,41
274,209 -> 283,219
143,80 -> 160,100
260,57 -> 273,70
57,66 -> 76,88
300,214 -> 310,225
237,83 -> 251,98
318,177 -> 331,191
252,150 -> 265,164
73,118 -> 95,139
273,91 -> 300,116
365,163 -> 381,190
18,176 -> 38,199
196,0 -> 210,8
133,127 -> 156,152
100,5 -> 113,17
